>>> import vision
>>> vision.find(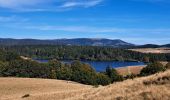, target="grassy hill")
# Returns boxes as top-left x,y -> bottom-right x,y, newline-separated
129,48 -> 170,54
0,70 -> 170,100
